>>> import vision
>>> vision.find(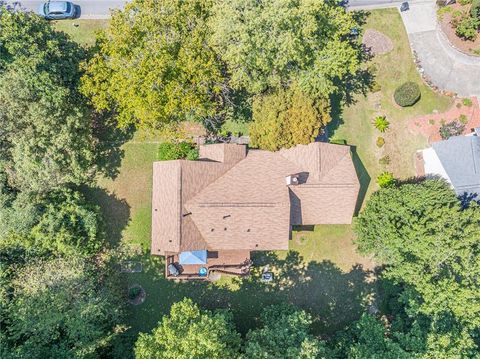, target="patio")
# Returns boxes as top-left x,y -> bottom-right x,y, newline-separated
165,250 -> 251,280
